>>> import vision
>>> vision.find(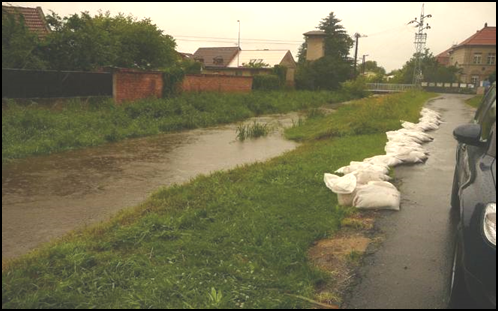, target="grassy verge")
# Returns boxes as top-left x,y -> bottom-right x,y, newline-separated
2,90 -> 357,163
285,91 -> 437,141
2,91 -> 436,309
465,94 -> 483,108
